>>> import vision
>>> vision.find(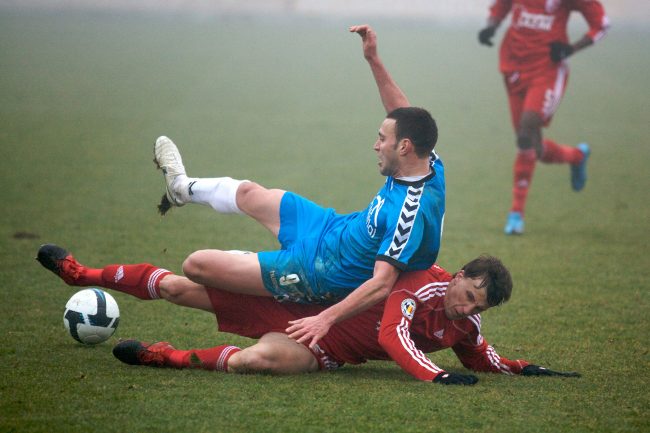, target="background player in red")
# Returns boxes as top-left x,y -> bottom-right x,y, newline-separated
37,245 -> 579,385
478,0 -> 609,234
